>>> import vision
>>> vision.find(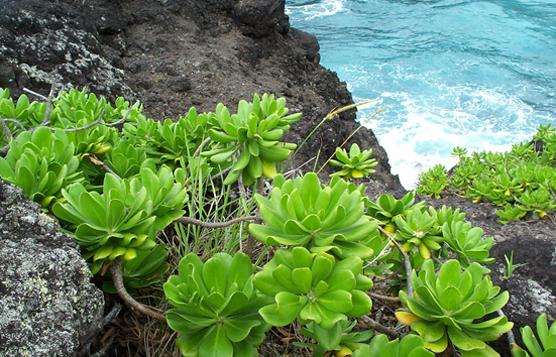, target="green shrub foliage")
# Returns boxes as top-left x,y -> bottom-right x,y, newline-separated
164,252 -> 270,357
512,313 -> 556,357
300,320 -> 373,356
417,164 -> 448,198
0,127 -> 83,206
253,247 -> 373,329
330,143 -> 378,179
249,173 -> 379,258
398,259 -> 513,356
0,87 -> 521,356
52,166 -> 187,273
417,124 -> 556,222
352,334 -> 434,357
203,93 -> 301,185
